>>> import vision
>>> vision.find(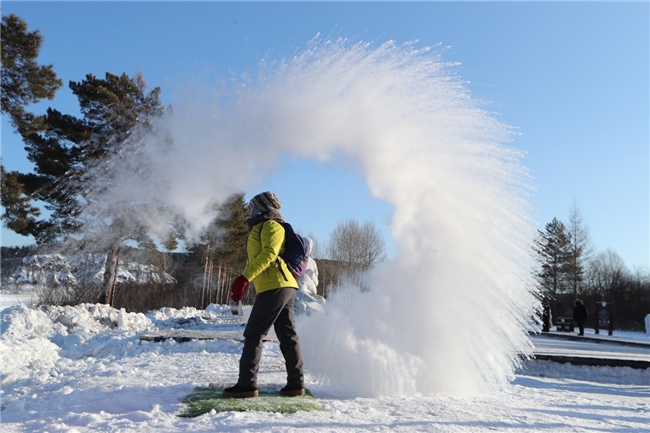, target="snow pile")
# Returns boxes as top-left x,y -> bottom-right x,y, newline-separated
1,306 -> 63,387
1,304 -> 148,386
1,302 -> 243,390
149,304 -> 236,330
